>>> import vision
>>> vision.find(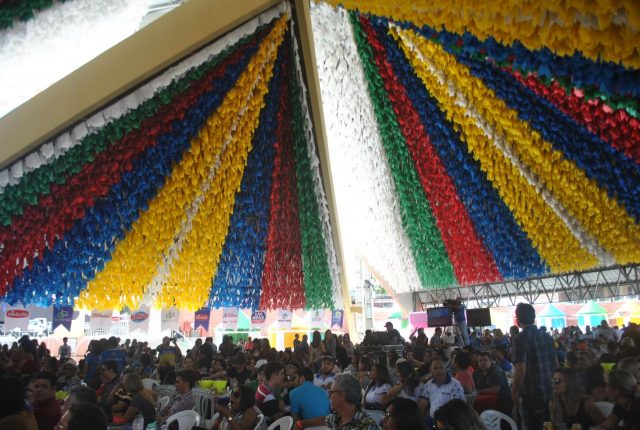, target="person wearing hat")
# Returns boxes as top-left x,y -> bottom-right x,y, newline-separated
313,356 -> 336,391
57,360 -> 82,392
385,322 -> 403,344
